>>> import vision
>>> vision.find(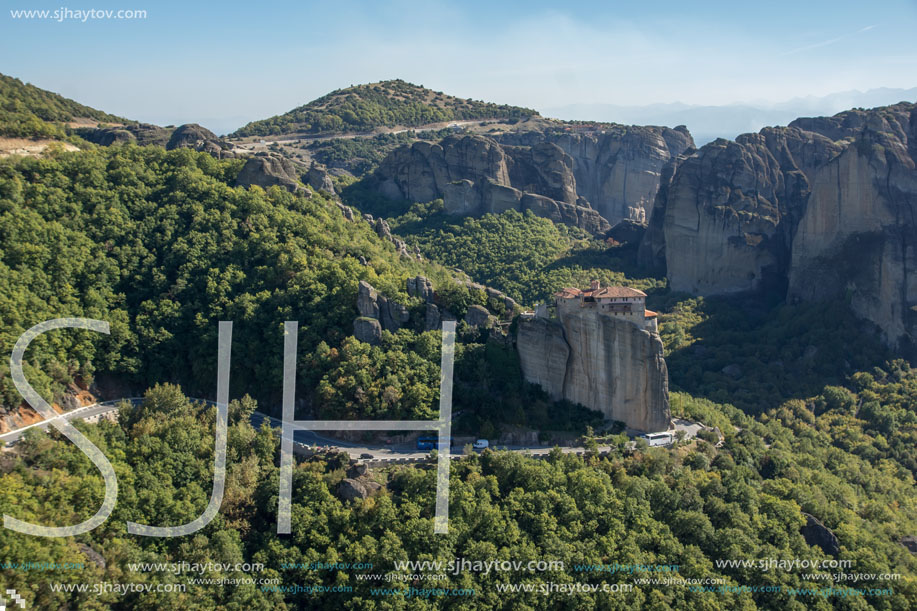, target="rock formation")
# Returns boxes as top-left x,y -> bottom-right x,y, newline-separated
642,102 -> 917,348
337,463 -> 382,501
464,304 -> 495,328
370,128 -> 692,233
78,122 -> 173,147
788,104 -> 917,348
235,153 -> 307,193
166,123 -> 236,158
407,275 -> 435,303
651,128 -> 844,294
496,126 -> 693,225
354,280 -> 410,344
516,306 -> 671,432
801,513 -> 840,557
307,161 -> 336,194
353,317 -> 382,345
462,281 -> 519,315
